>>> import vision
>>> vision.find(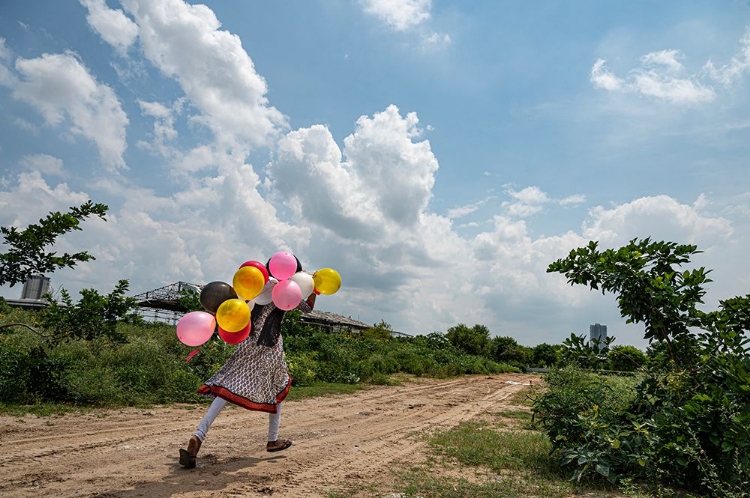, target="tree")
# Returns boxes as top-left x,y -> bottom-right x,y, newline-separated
541,238 -> 750,493
531,342 -> 560,367
607,344 -> 647,371
491,335 -> 532,366
0,201 -> 108,287
547,238 -> 710,368
445,323 -> 492,357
